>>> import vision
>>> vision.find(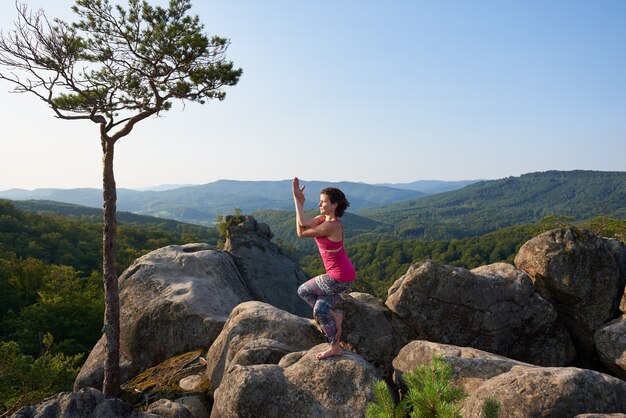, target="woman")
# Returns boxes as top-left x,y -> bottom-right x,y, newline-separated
293,177 -> 356,360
